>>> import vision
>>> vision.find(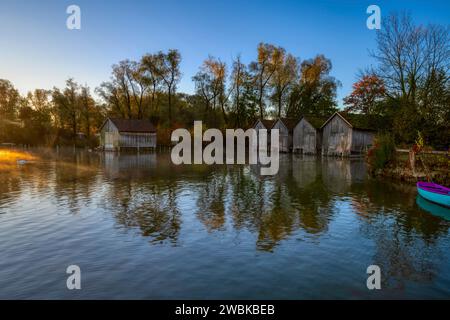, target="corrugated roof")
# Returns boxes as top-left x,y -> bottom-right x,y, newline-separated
109,118 -> 156,133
